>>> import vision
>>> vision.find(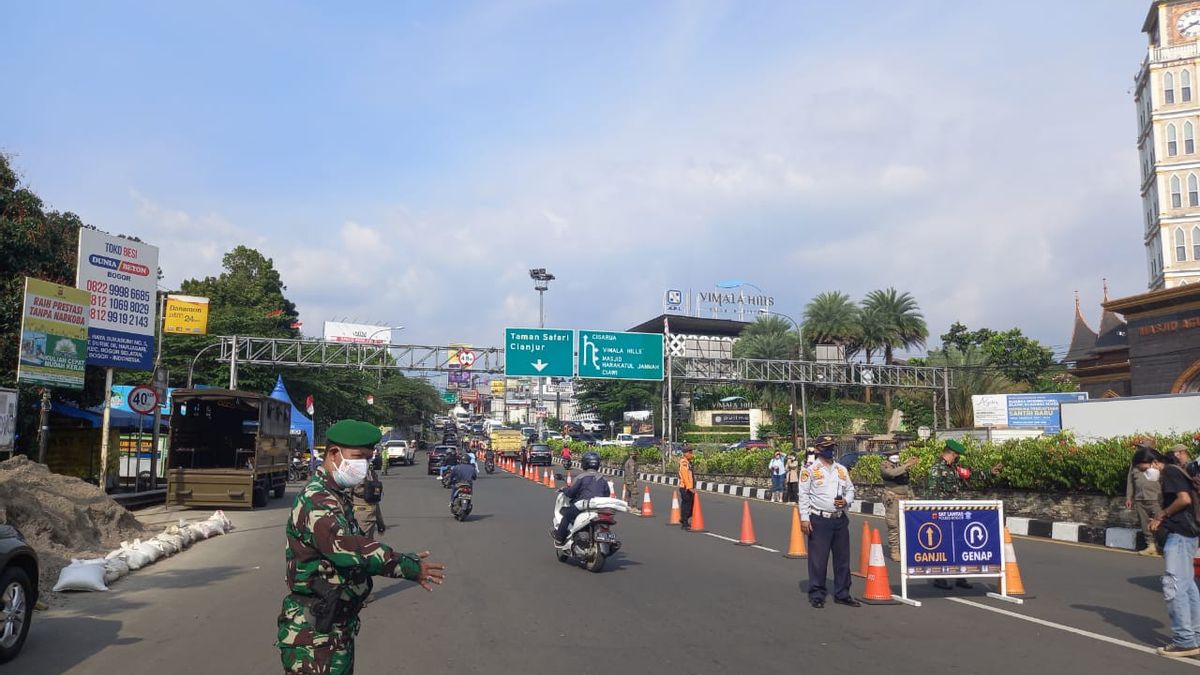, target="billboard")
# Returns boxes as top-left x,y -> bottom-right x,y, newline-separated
109,385 -> 174,417
323,321 -> 390,344
971,392 -> 1089,433
76,229 -> 159,370
164,295 -> 209,334
18,278 -> 90,389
